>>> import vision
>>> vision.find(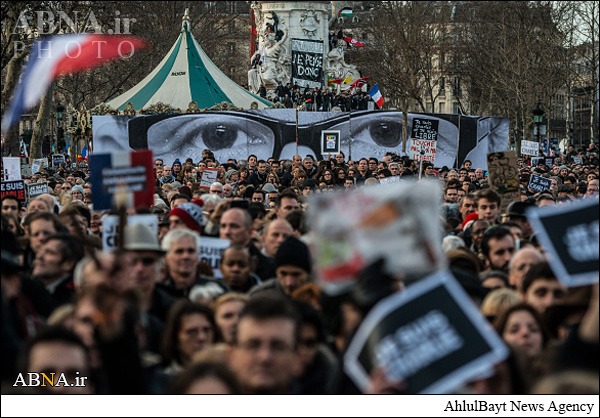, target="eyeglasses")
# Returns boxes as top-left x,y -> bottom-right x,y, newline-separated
61,186 -> 71,190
